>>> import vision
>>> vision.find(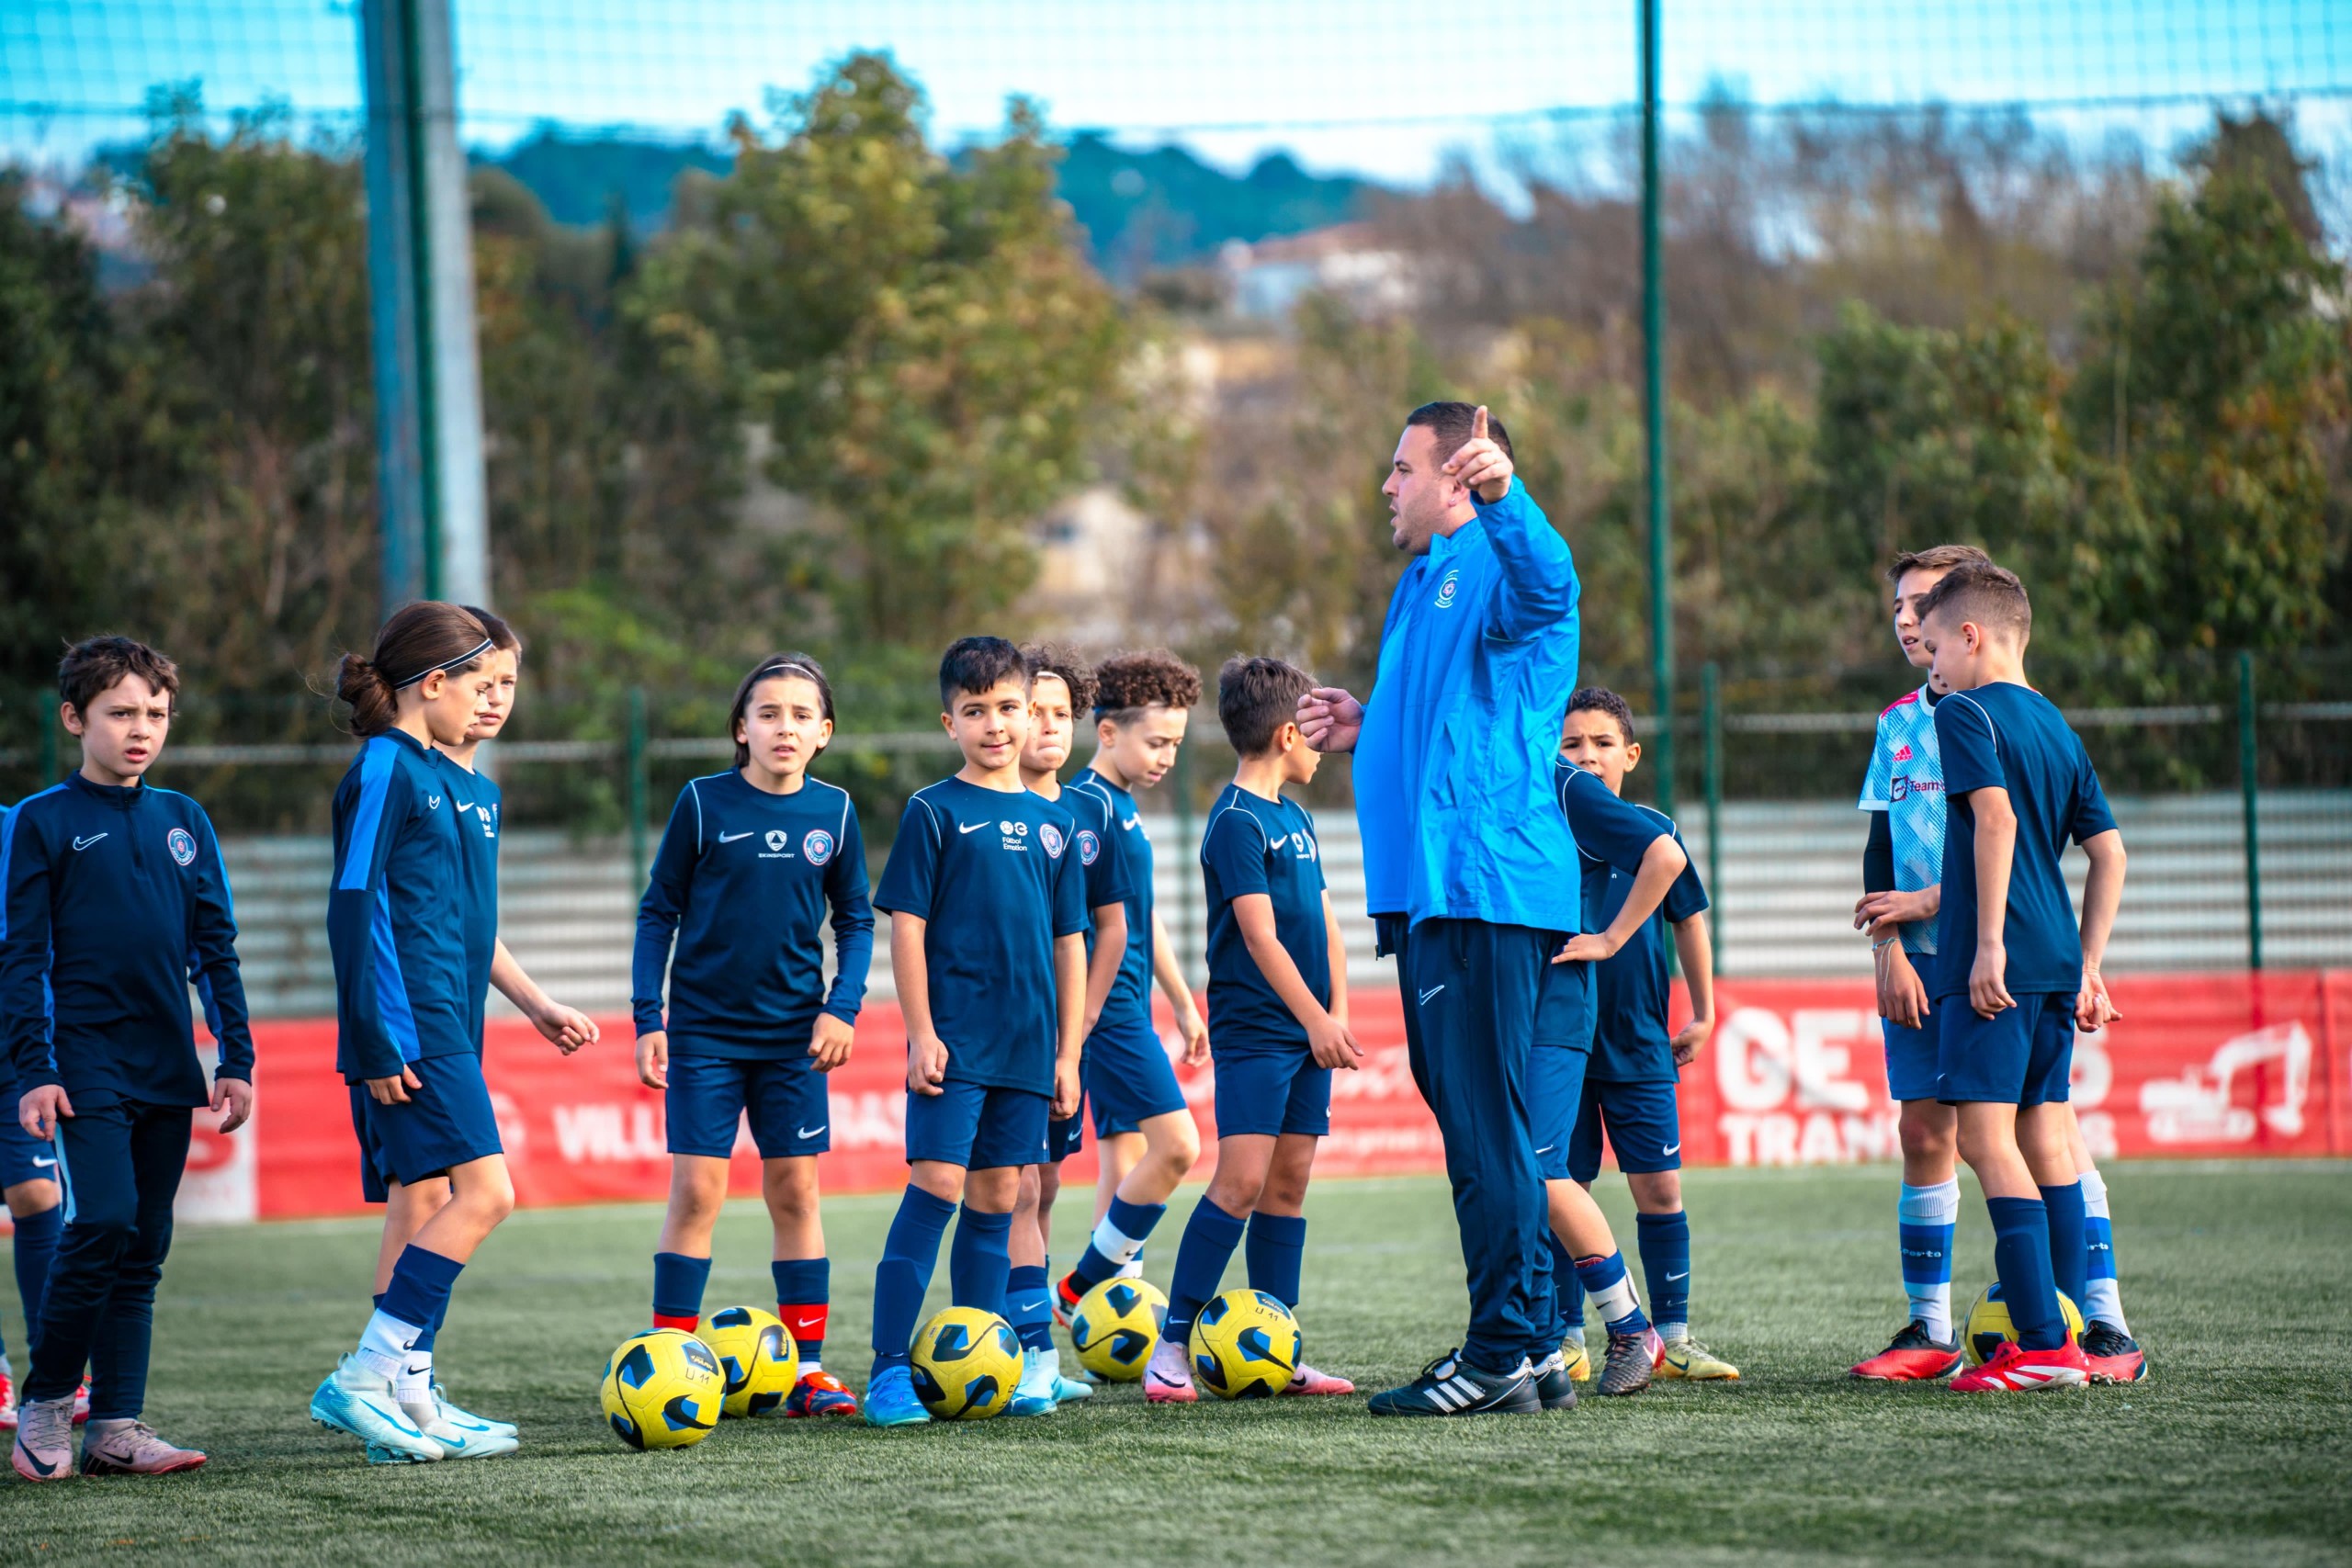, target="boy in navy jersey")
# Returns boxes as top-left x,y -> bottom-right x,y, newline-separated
1004,642 -> 1129,1414
1148,658 -> 1358,1404
1548,690 -> 1731,1393
864,637 -> 1090,1427
1051,652 -> 1209,1320
0,794 -> 73,1433
4,637 -> 252,1479
633,653 -> 874,1418
1917,564 -> 2126,1393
